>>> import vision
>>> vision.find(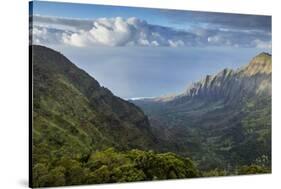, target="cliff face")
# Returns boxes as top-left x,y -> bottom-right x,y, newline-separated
241,52 -> 272,76
159,52 -> 272,105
